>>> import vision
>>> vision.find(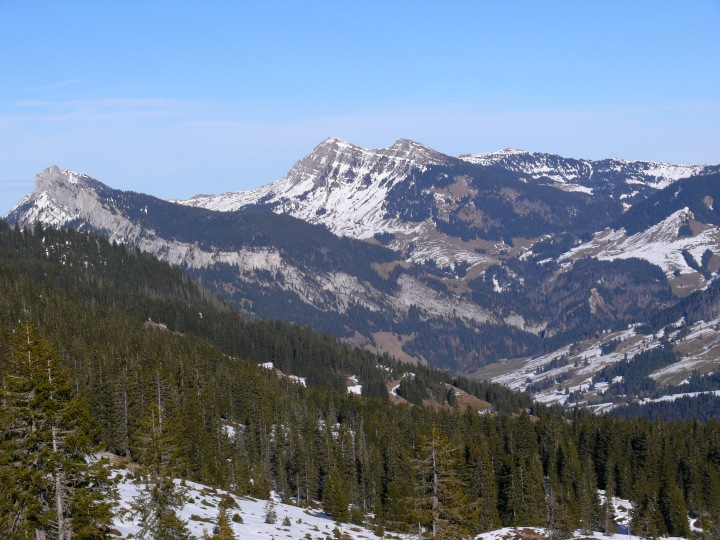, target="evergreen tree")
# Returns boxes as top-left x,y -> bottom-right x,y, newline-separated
264,500 -> 278,524
498,415 -> 546,527
601,475 -> 617,535
382,480 -> 414,532
462,413 -> 500,534
575,456 -> 600,534
212,506 -> 236,540
323,465 -> 350,523
545,482 -> 573,540
630,479 -> 662,540
0,322 -> 116,539
659,475 -> 689,537
130,402 -> 191,540
410,424 -> 471,539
